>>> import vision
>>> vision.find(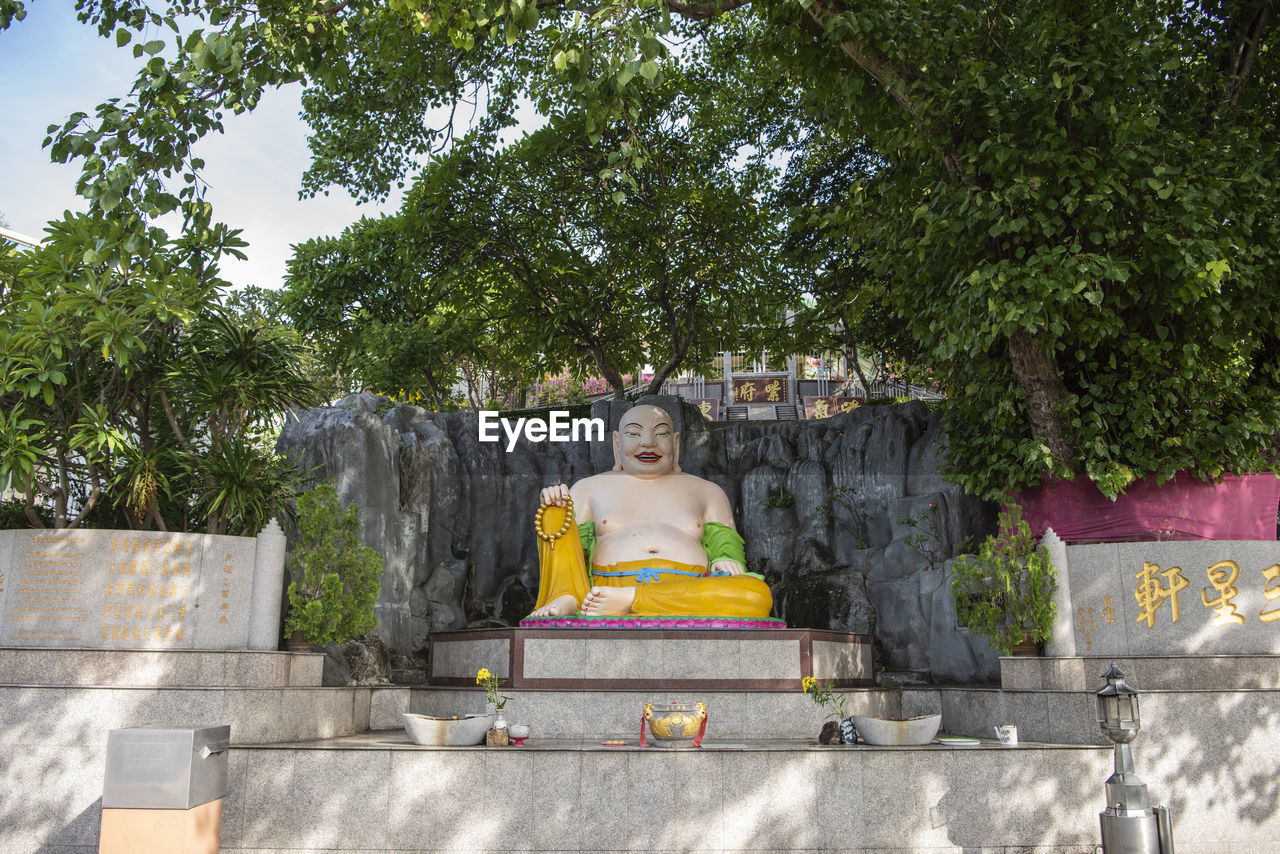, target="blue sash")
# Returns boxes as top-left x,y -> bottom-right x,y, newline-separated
591,566 -> 705,584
